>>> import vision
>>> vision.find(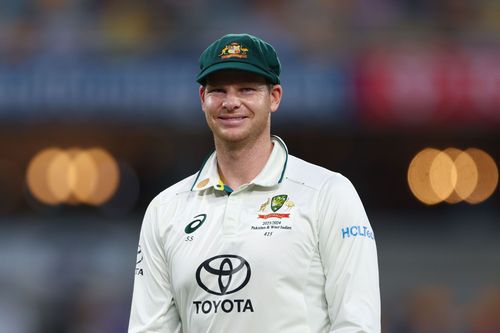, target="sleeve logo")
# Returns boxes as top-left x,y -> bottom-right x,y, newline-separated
341,225 -> 375,240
